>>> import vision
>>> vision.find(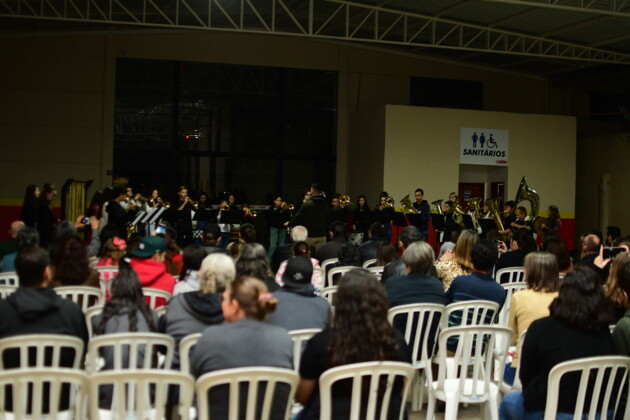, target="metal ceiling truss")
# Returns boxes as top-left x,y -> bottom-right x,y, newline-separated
480,0 -> 630,18
1,0 -> 629,65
